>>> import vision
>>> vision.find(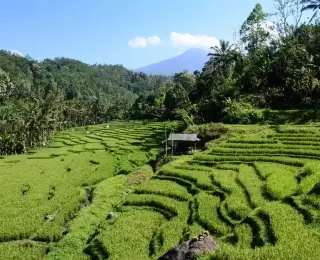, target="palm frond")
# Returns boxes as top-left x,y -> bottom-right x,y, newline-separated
301,4 -> 318,11
309,9 -> 319,22
301,0 -> 318,3
300,0 -> 320,23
